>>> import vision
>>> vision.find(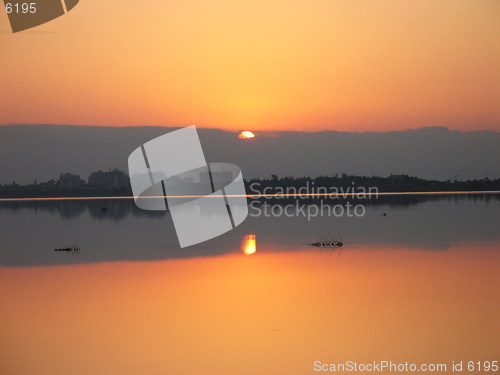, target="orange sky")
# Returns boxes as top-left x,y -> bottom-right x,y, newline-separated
0,0 -> 499,132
